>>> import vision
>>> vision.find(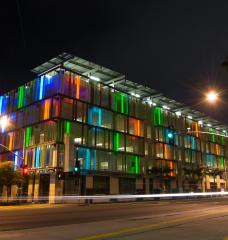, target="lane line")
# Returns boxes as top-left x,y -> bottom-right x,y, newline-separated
79,209 -> 228,240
